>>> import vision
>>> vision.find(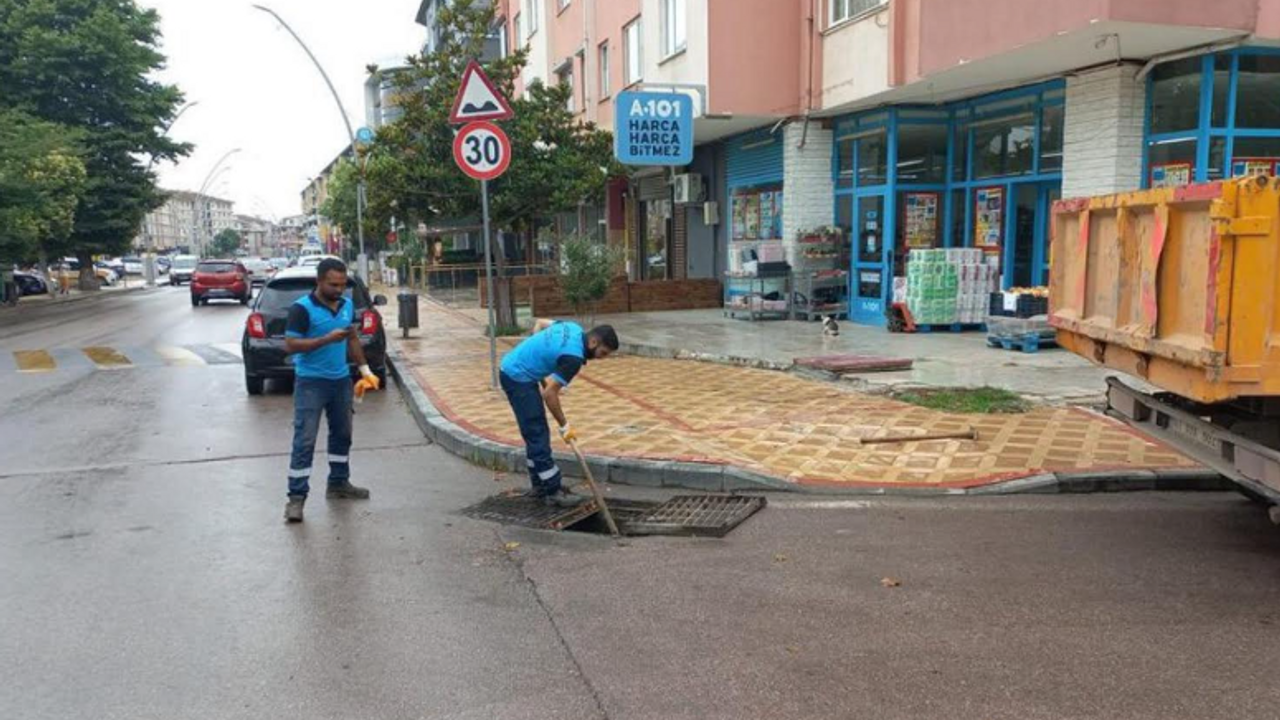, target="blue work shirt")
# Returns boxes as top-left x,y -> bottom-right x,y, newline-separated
285,292 -> 355,380
501,322 -> 586,386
